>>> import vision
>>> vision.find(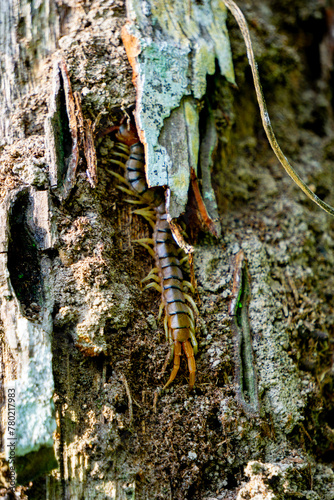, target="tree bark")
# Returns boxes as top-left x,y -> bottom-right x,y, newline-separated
1,0 -> 334,499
